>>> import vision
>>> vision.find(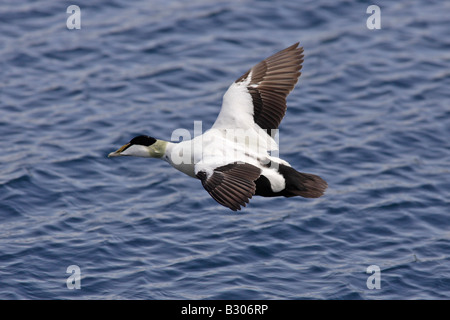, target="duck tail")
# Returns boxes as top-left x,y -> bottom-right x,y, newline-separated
278,164 -> 328,198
